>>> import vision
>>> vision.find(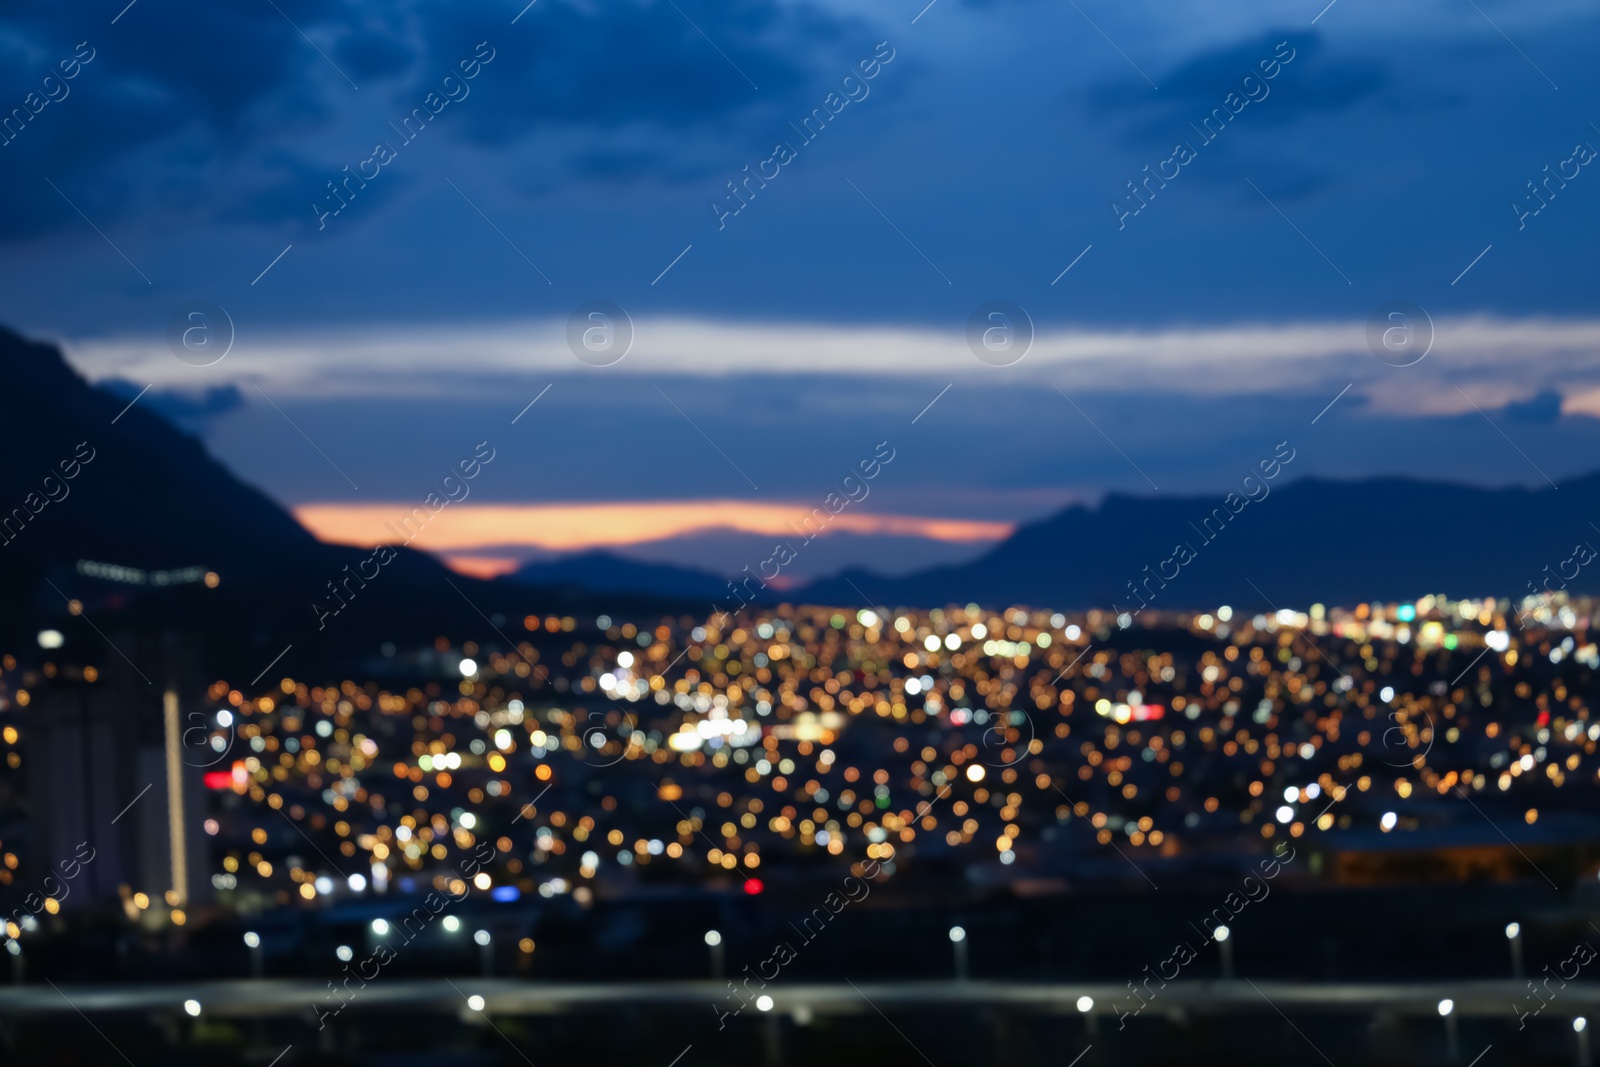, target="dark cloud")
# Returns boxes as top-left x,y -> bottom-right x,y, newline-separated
1503,389 -> 1564,424
334,34 -> 415,83
0,0 -> 868,241
408,0 -> 861,145
104,381 -> 245,430
1093,31 -> 1392,136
